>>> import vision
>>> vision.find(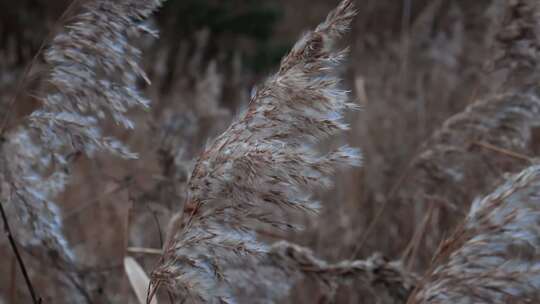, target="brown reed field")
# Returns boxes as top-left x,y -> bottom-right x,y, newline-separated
1,0 -> 540,303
